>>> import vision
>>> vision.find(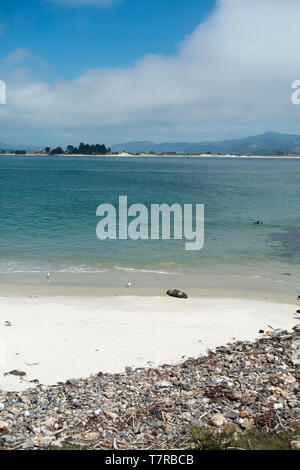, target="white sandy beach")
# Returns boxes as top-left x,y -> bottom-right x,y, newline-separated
0,287 -> 298,392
